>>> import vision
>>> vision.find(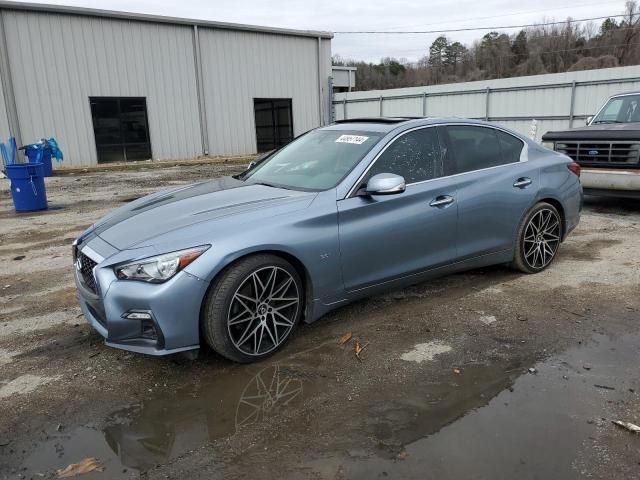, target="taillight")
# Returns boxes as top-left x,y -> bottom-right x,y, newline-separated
567,162 -> 581,177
